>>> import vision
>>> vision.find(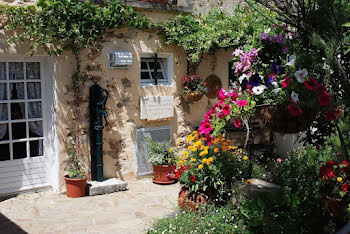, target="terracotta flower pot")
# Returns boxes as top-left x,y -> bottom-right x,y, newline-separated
256,105 -> 316,134
178,186 -> 208,211
64,176 -> 87,198
182,92 -> 204,102
322,195 -> 347,222
153,165 -> 176,185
